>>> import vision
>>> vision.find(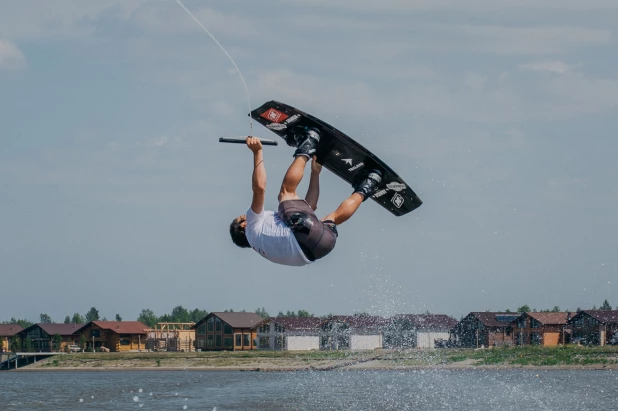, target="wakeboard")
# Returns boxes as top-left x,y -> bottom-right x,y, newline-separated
250,101 -> 422,216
